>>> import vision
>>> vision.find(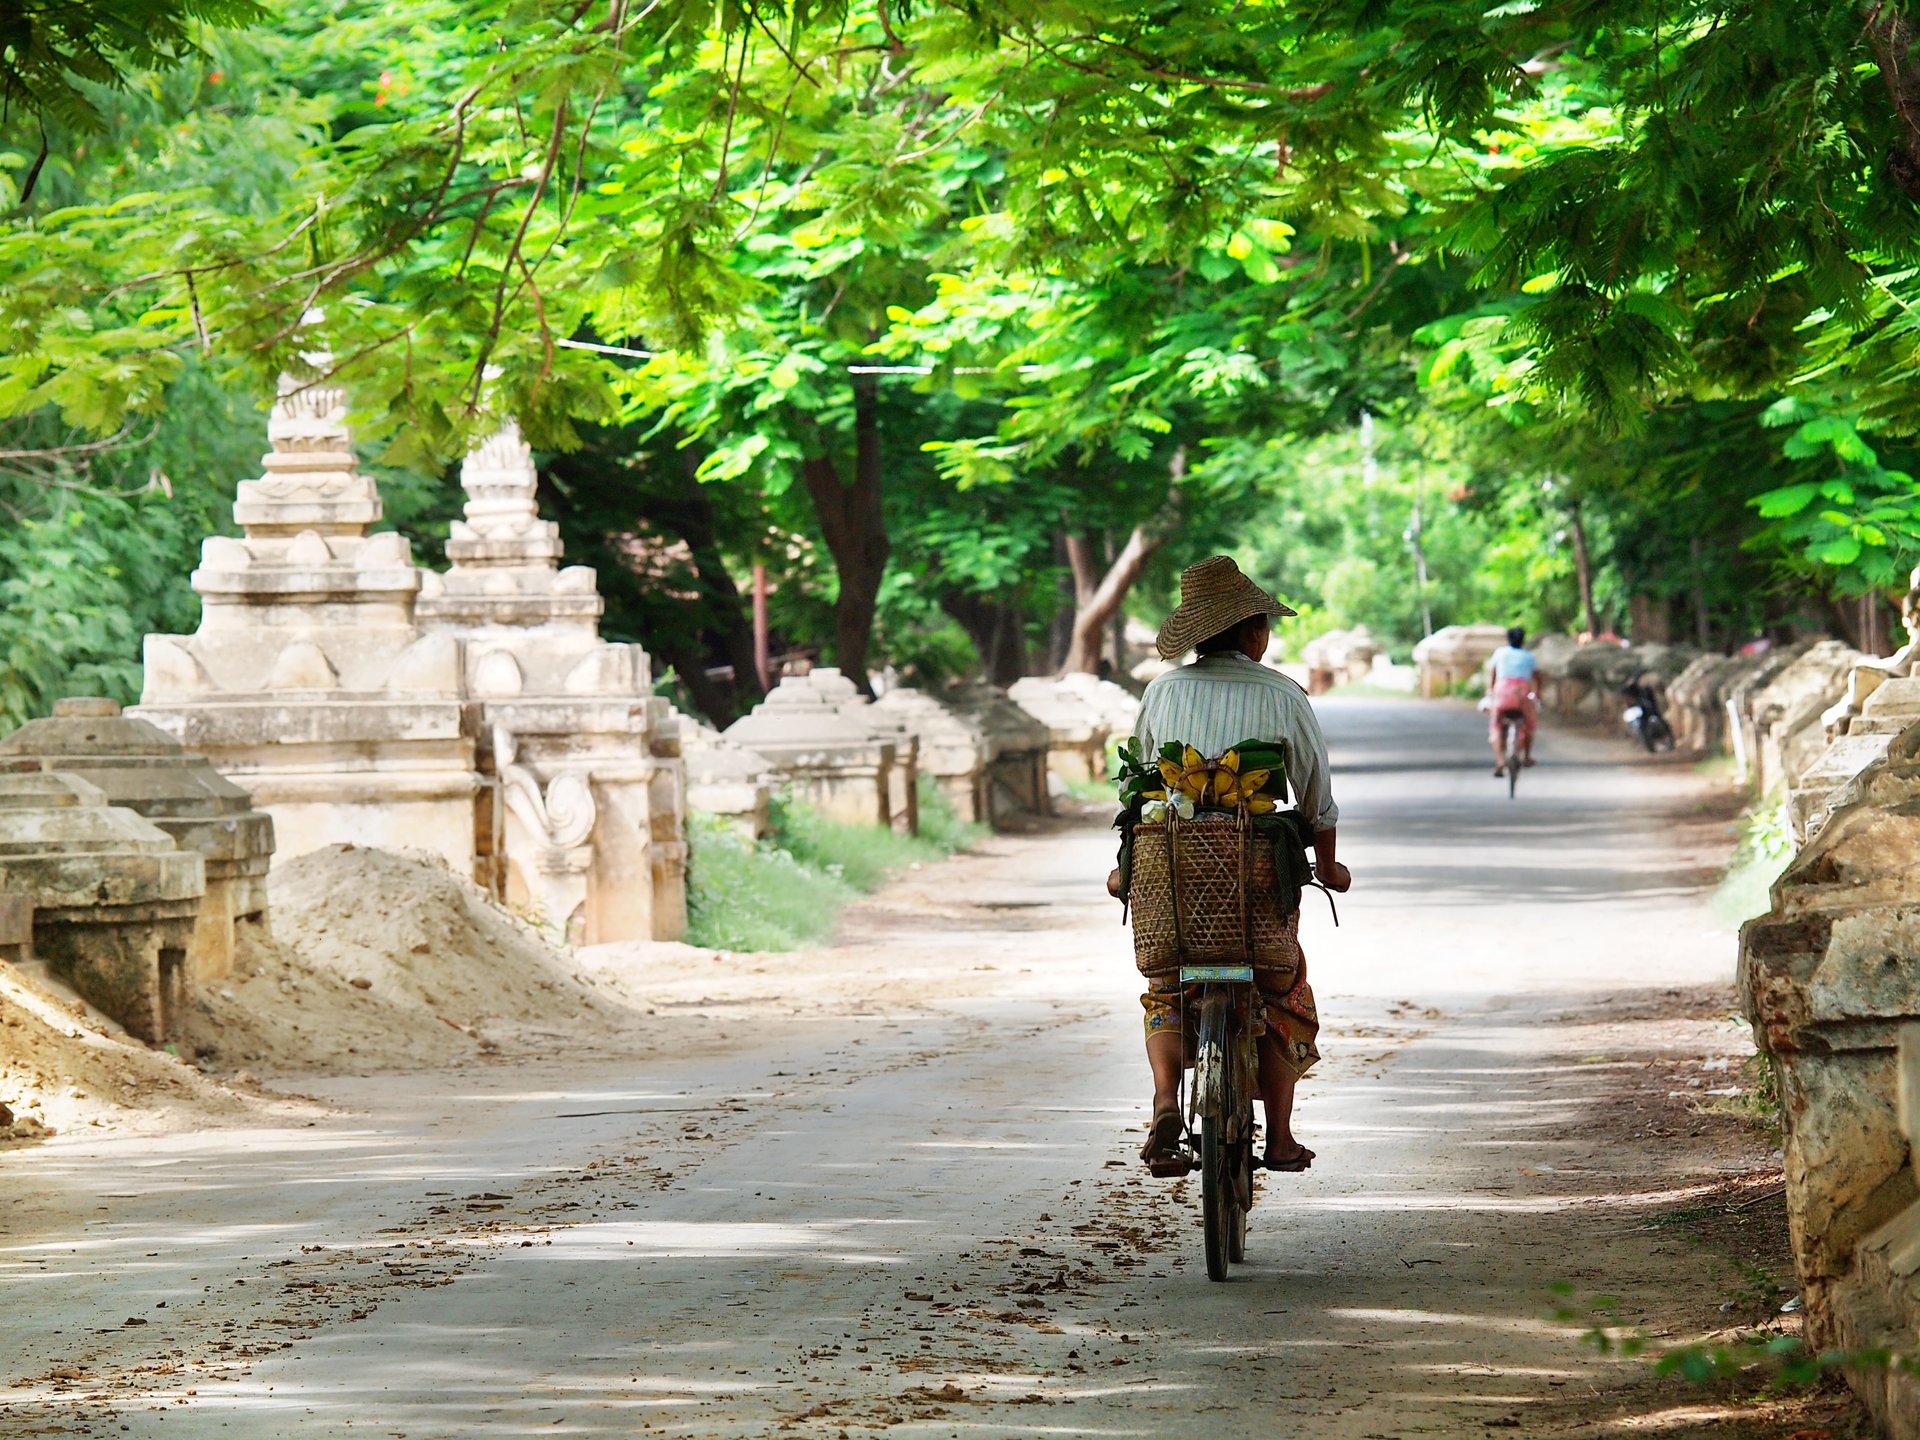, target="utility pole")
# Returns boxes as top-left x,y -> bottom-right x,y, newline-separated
1406,469 -> 1433,639
752,563 -> 771,689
